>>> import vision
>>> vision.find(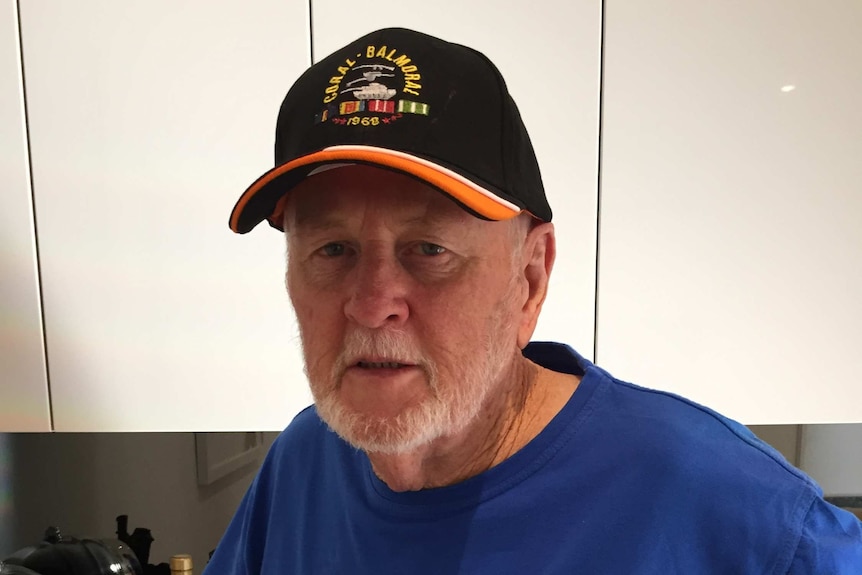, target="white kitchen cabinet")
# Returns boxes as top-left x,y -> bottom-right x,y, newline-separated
0,0 -> 50,431
19,1 -> 312,431
311,0 -> 603,358
598,2 -> 862,423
